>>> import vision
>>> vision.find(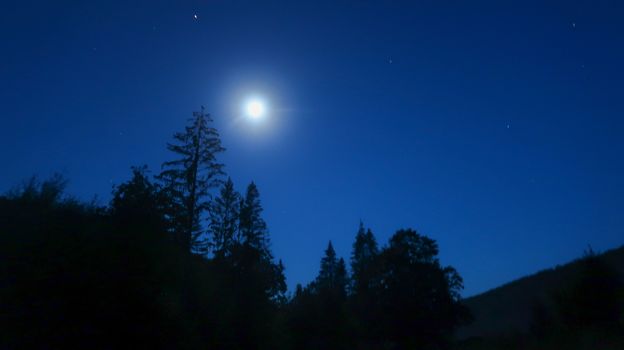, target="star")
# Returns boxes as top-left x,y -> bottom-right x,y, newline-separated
193,14 -> 198,20
572,22 -> 576,28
